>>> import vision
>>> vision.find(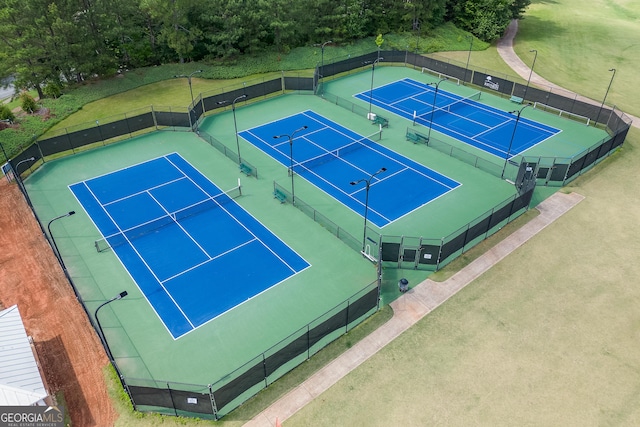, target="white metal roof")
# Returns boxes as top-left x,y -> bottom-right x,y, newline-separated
0,305 -> 48,405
